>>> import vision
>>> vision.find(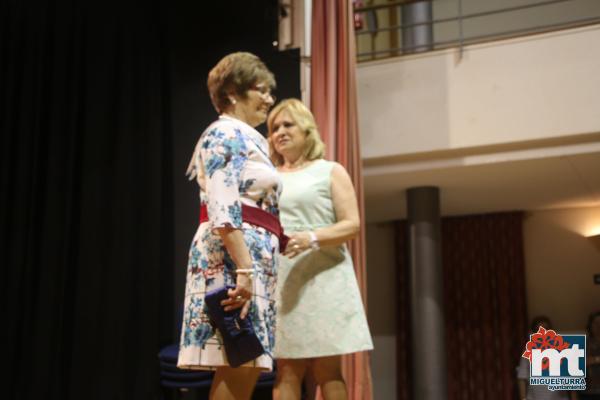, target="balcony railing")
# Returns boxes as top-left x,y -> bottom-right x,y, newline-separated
354,0 -> 600,61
